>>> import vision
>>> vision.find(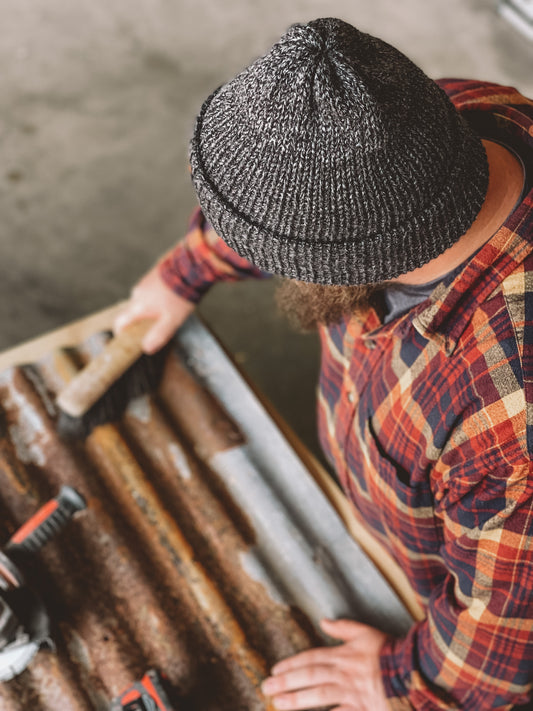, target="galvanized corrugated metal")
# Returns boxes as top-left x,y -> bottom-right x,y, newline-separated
0,316 -> 411,710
